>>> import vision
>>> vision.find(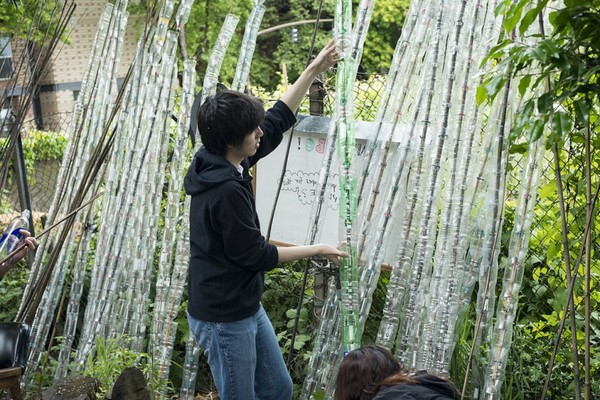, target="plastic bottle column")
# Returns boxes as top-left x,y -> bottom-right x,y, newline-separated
335,0 -> 360,354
